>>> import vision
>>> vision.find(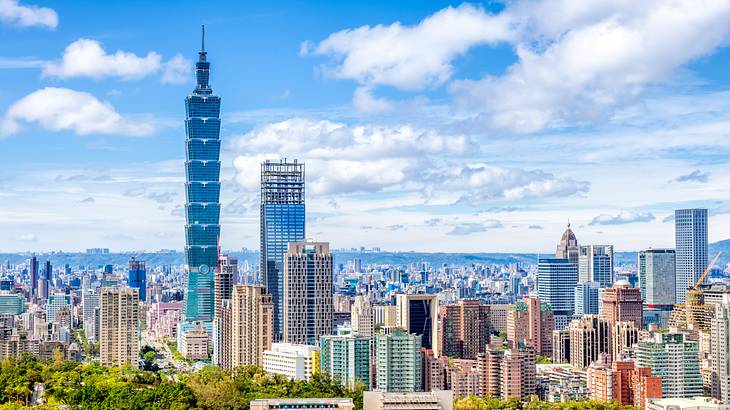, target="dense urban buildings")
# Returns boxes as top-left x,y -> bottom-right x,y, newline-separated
283,242 -> 333,345
636,333 -> 703,398
578,245 -> 614,288
675,209 -> 708,304
320,328 -> 371,389
506,296 -> 553,356
261,159 -> 306,341
374,329 -> 422,392
183,27 -> 222,323
439,299 -> 490,359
